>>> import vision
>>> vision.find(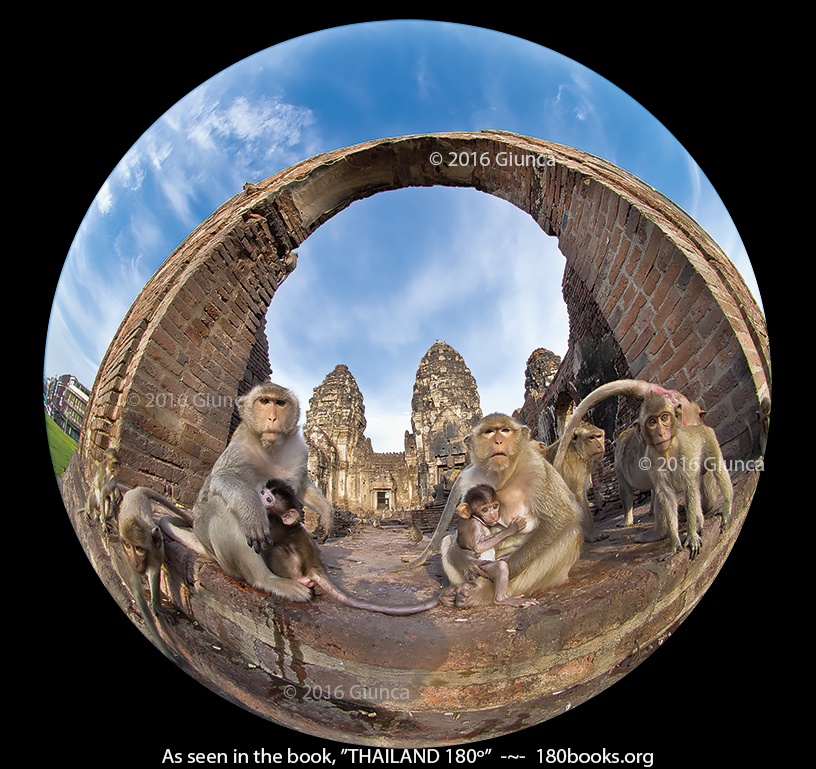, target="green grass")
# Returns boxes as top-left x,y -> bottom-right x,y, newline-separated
45,411 -> 78,478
